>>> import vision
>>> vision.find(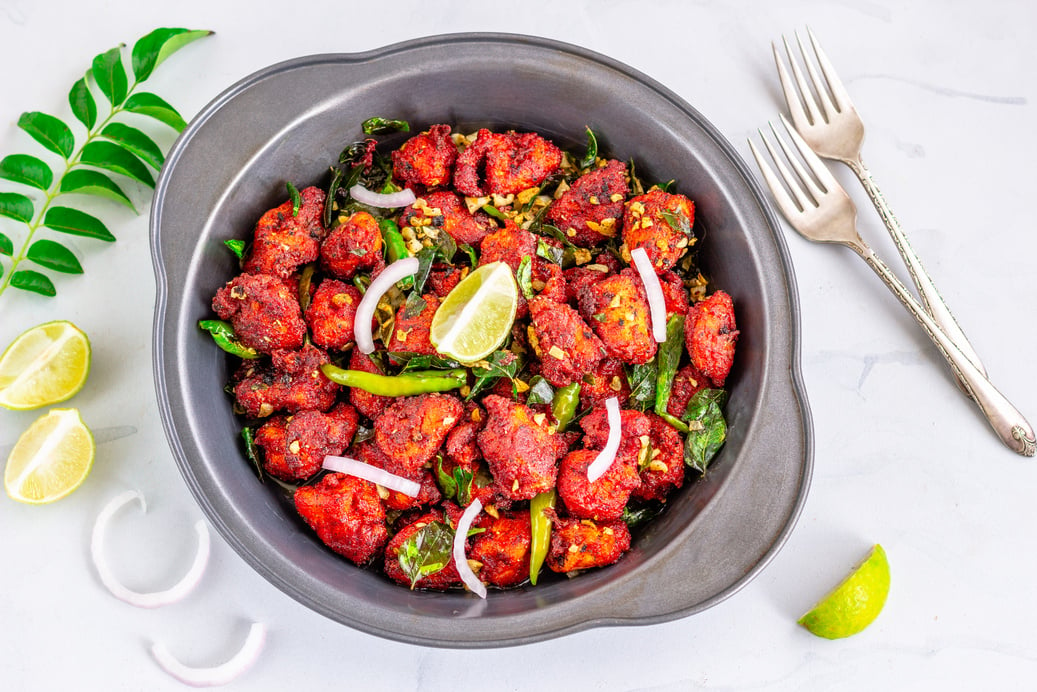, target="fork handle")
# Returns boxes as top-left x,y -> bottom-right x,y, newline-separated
847,157 -> 988,388
854,244 -> 1035,457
